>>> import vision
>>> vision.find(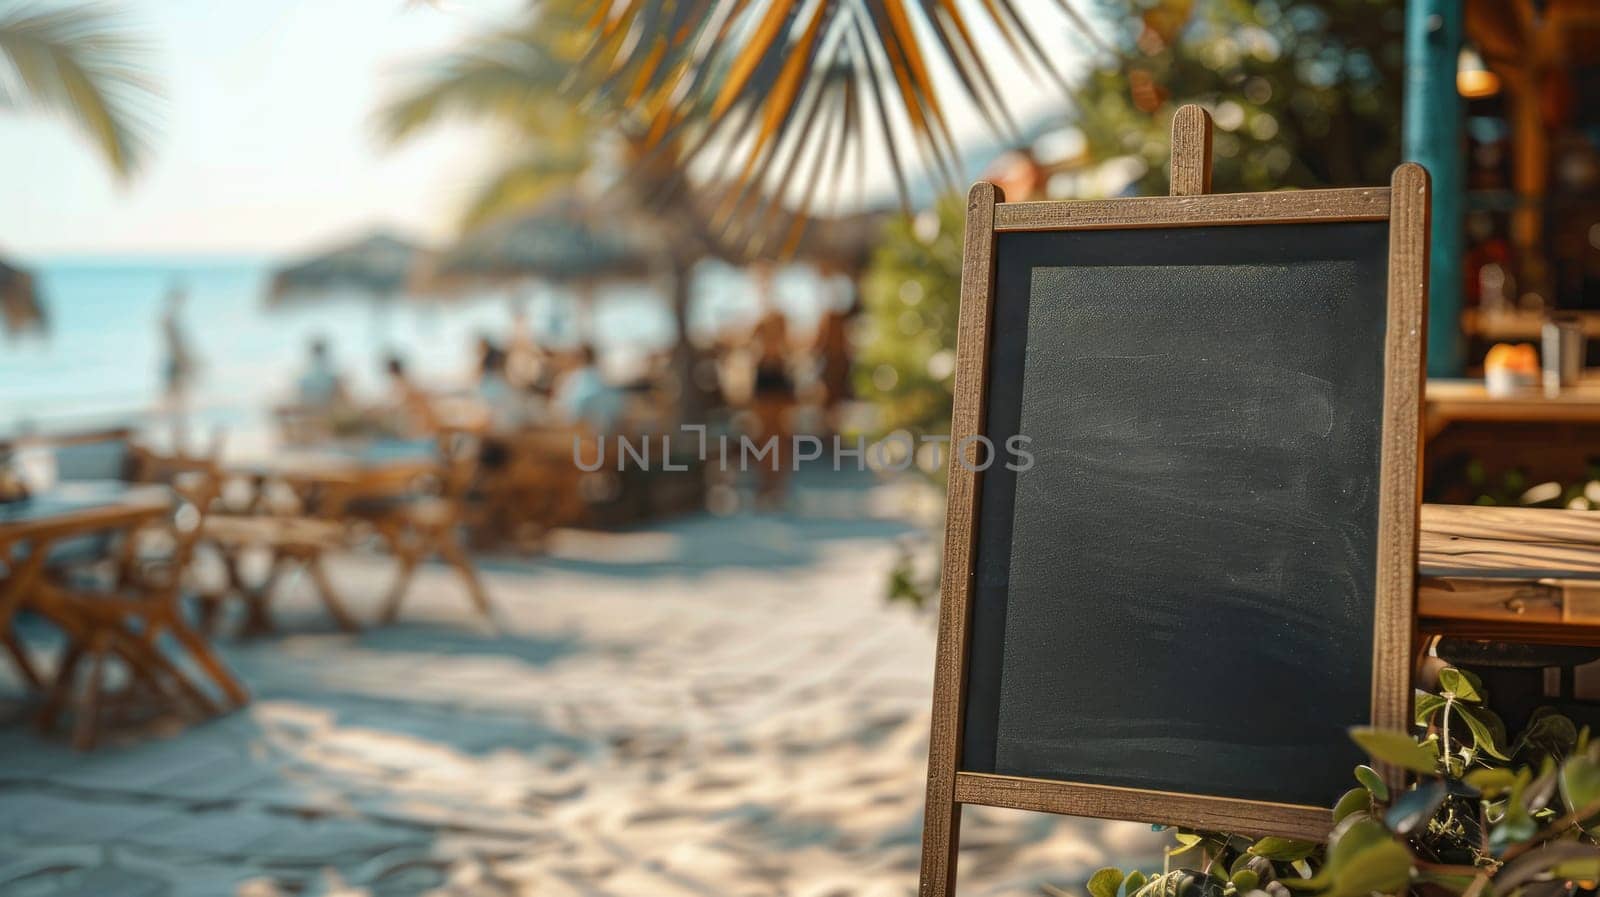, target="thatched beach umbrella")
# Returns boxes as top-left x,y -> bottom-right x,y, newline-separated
0,255 -> 46,337
683,182 -> 889,276
781,209 -> 889,277
413,190 -> 666,345
267,230 -> 425,305
418,191 -> 663,292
